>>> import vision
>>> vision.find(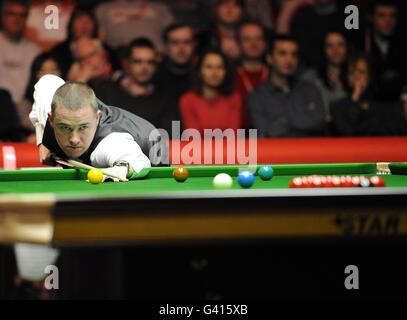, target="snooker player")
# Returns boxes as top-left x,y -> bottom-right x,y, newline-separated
13,74 -> 169,299
30,74 -> 169,182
